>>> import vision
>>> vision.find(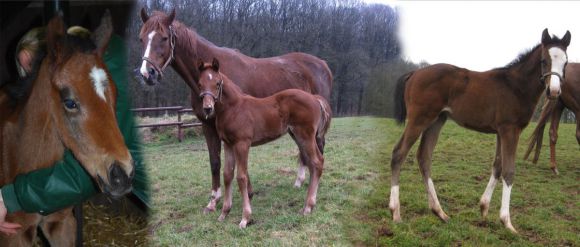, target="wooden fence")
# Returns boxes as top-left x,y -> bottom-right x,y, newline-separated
131,106 -> 202,142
